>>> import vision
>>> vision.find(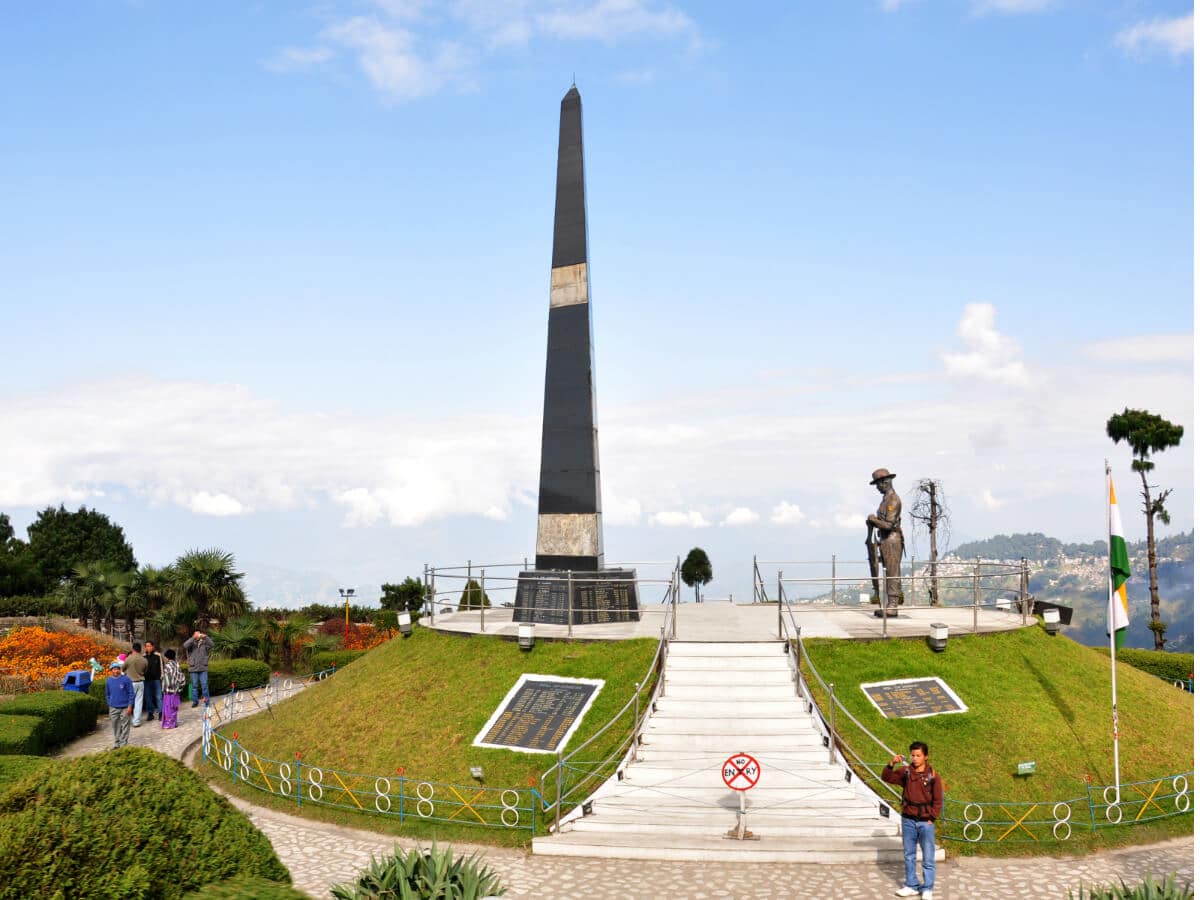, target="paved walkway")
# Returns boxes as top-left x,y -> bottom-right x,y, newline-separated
58,691 -> 1193,900
432,602 -> 1029,643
